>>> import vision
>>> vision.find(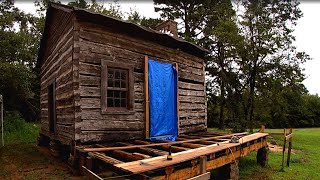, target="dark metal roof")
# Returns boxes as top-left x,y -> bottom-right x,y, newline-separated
37,3 -> 208,66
